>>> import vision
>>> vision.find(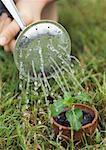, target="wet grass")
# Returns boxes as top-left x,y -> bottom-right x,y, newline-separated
0,0 -> 106,149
